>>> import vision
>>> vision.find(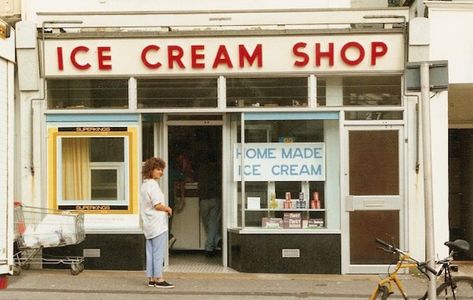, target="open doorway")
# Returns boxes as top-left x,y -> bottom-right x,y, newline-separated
449,129 -> 473,260
167,125 -> 223,268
